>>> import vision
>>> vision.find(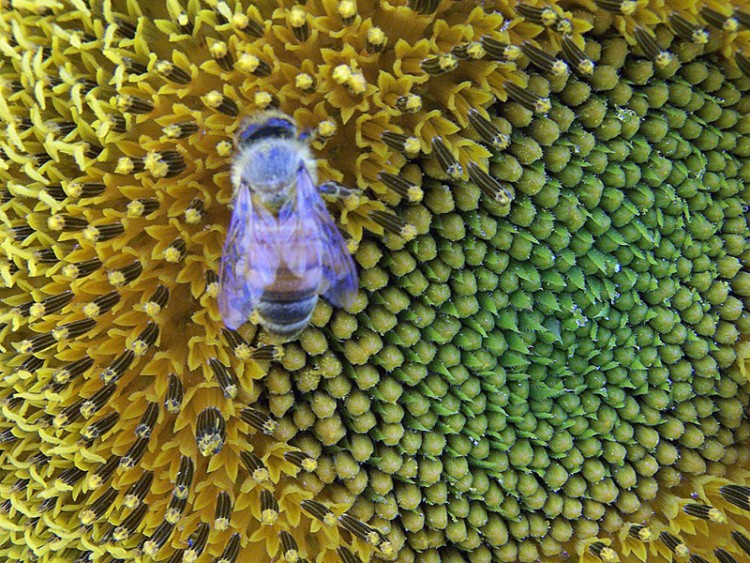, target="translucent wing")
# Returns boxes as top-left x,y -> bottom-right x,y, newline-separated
293,166 -> 358,308
218,184 -> 280,329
